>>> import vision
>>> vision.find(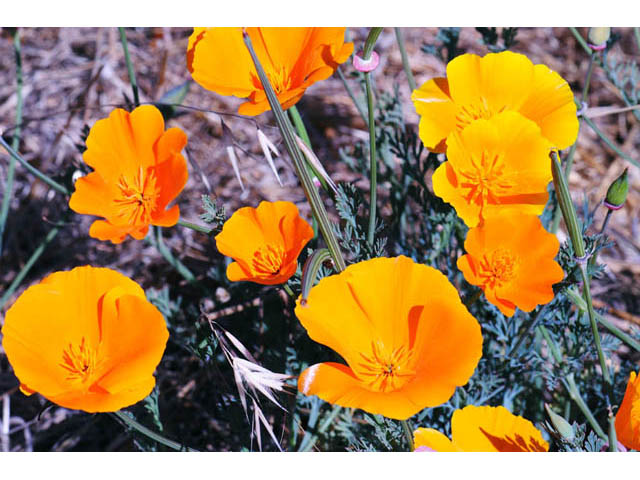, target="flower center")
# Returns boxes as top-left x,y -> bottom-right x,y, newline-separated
252,244 -> 285,277
455,100 -> 506,131
479,248 -> 518,289
113,166 -> 159,225
59,337 -> 100,384
458,150 -> 514,207
356,340 -> 416,393
268,65 -> 292,94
